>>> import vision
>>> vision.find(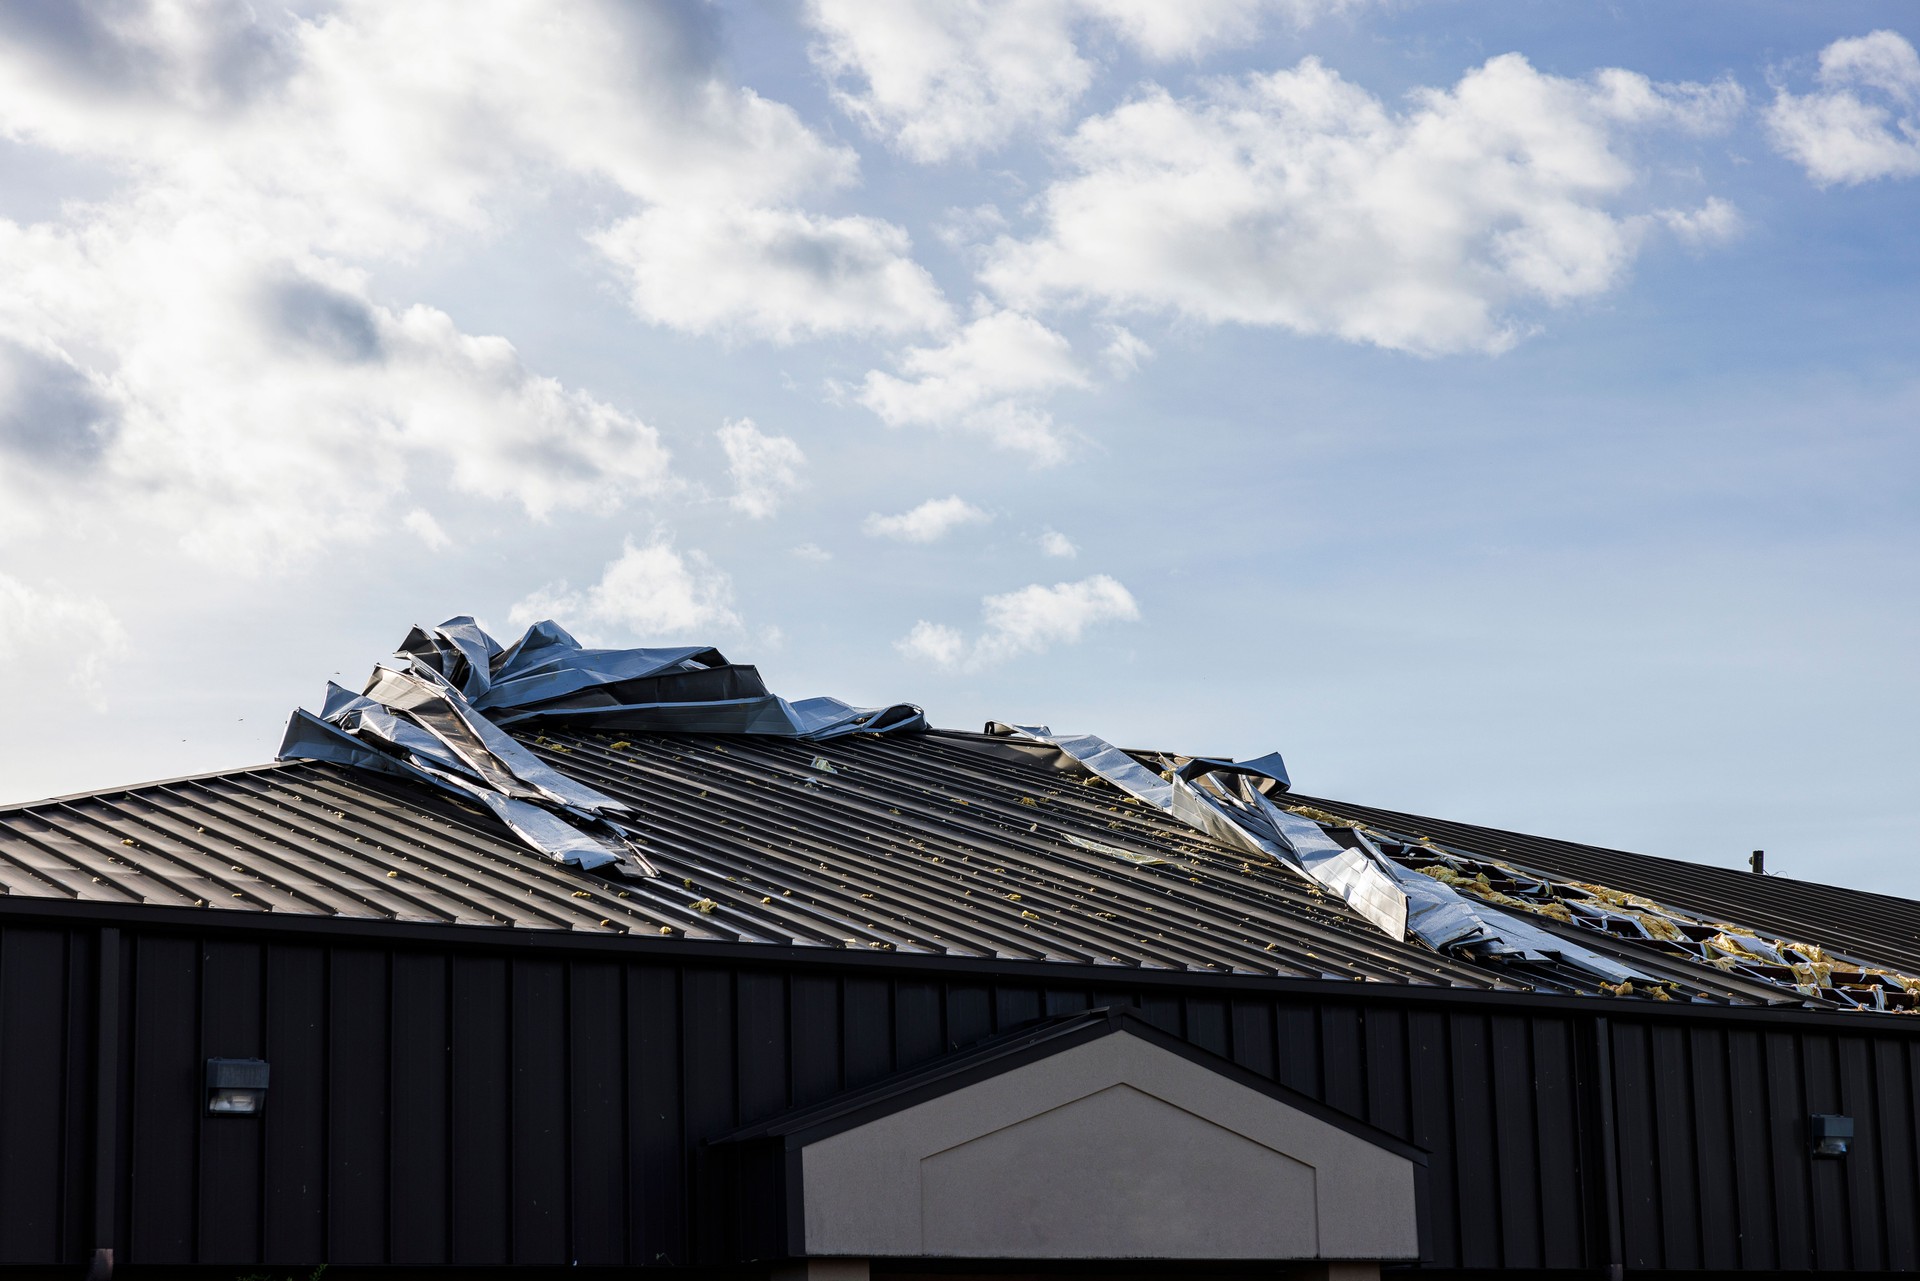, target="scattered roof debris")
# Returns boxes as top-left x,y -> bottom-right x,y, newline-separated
968,722 -> 1653,987
277,617 -> 926,873
1381,837 -> 1920,1012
